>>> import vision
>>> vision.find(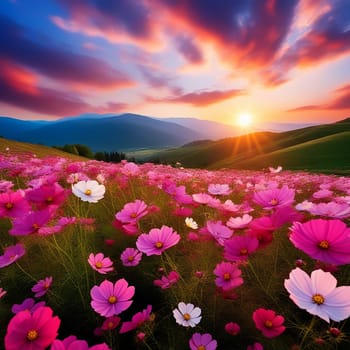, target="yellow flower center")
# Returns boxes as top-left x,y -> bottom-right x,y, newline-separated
44,283 -> 50,289
312,294 -> 325,305
318,240 -> 329,249
270,198 -> 278,206
155,241 -> 163,249
264,320 -> 273,328
130,212 -> 137,218
32,223 -> 39,231
85,189 -> 92,196
107,321 -> 114,329
95,261 -> 103,268
27,329 -> 38,341
46,196 -> 53,203
240,248 -> 248,255
5,202 -> 13,209
198,346 -> 206,350
108,296 -> 117,304
183,313 -> 191,321
223,273 -> 231,280
127,256 -> 134,262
